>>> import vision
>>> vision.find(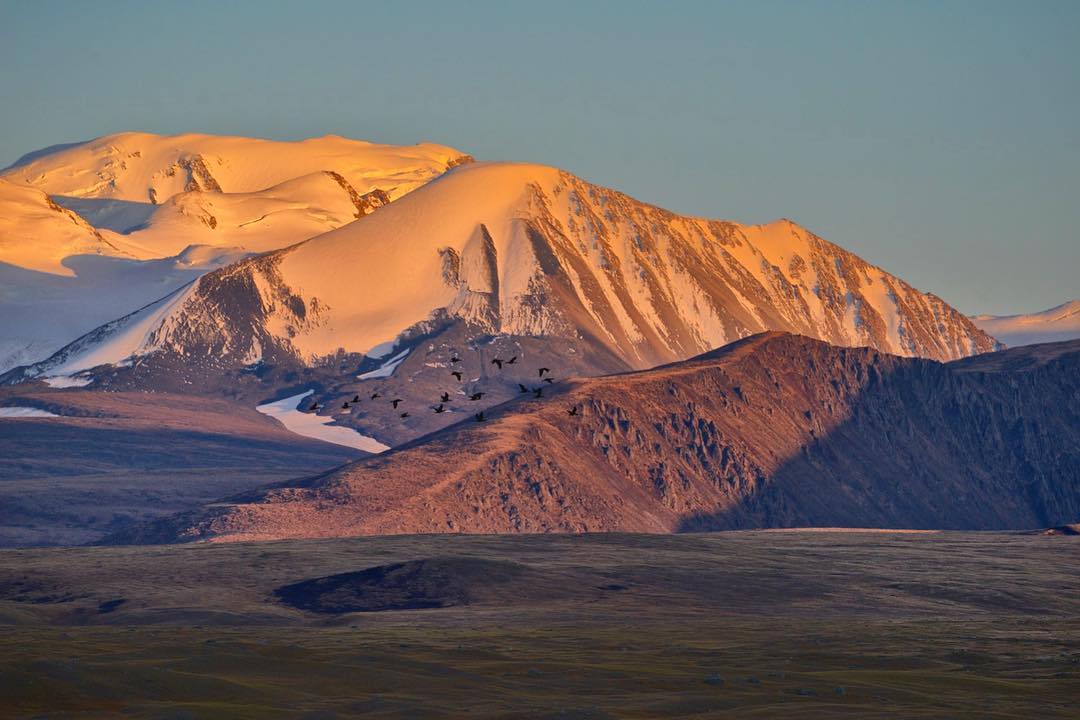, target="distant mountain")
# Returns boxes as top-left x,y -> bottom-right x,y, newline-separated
106,334 -> 1080,544
3,131 -> 468,210
971,300 -> 1080,347
0,132 -> 471,371
12,161 -> 996,386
